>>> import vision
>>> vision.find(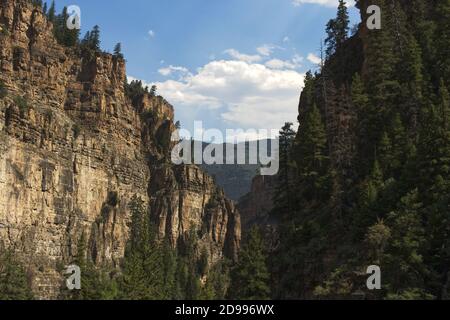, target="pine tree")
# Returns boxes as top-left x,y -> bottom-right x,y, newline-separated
334,0 -> 350,48
301,71 -> 315,110
417,83 -> 450,202
295,104 -> 330,201
60,232 -> 112,300
364,0 -> 400,137
378,131 -> 393,174
325,0 -> 349,57
229,227 -> 270,300
201,260 -> 230,300
51,6 -> 79,47
161,240 -> 178,299
62,6 -> 80,47
80,26 -> 101,54
150,85 -> 157,97
0,250 -> 33,300
47,1 -> 56,23
416,80 -> 450,298
353,158 -> 385,239
352,73 -> 376,176
90,25 -> 101,51
389,113 -> 408,177
272,122 -> 296,219
113,43 -> 123,59
382,190 -> 432,300
119,195 -> 165,299
179,230 -> 201,300
435,0 -> 450,90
